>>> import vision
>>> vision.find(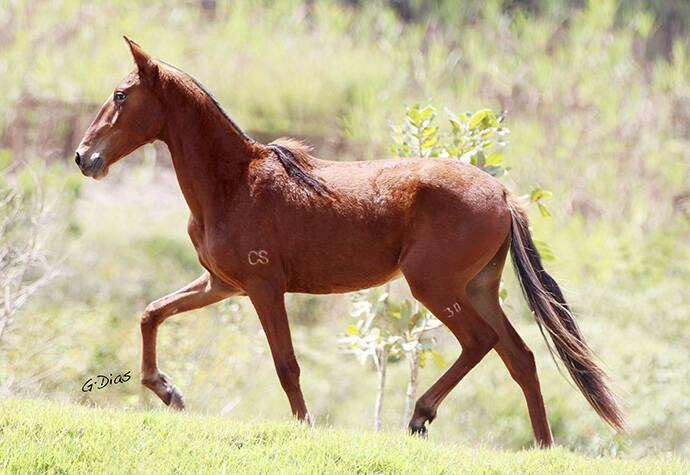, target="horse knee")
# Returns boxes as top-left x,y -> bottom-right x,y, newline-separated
141,305 -> 162,329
